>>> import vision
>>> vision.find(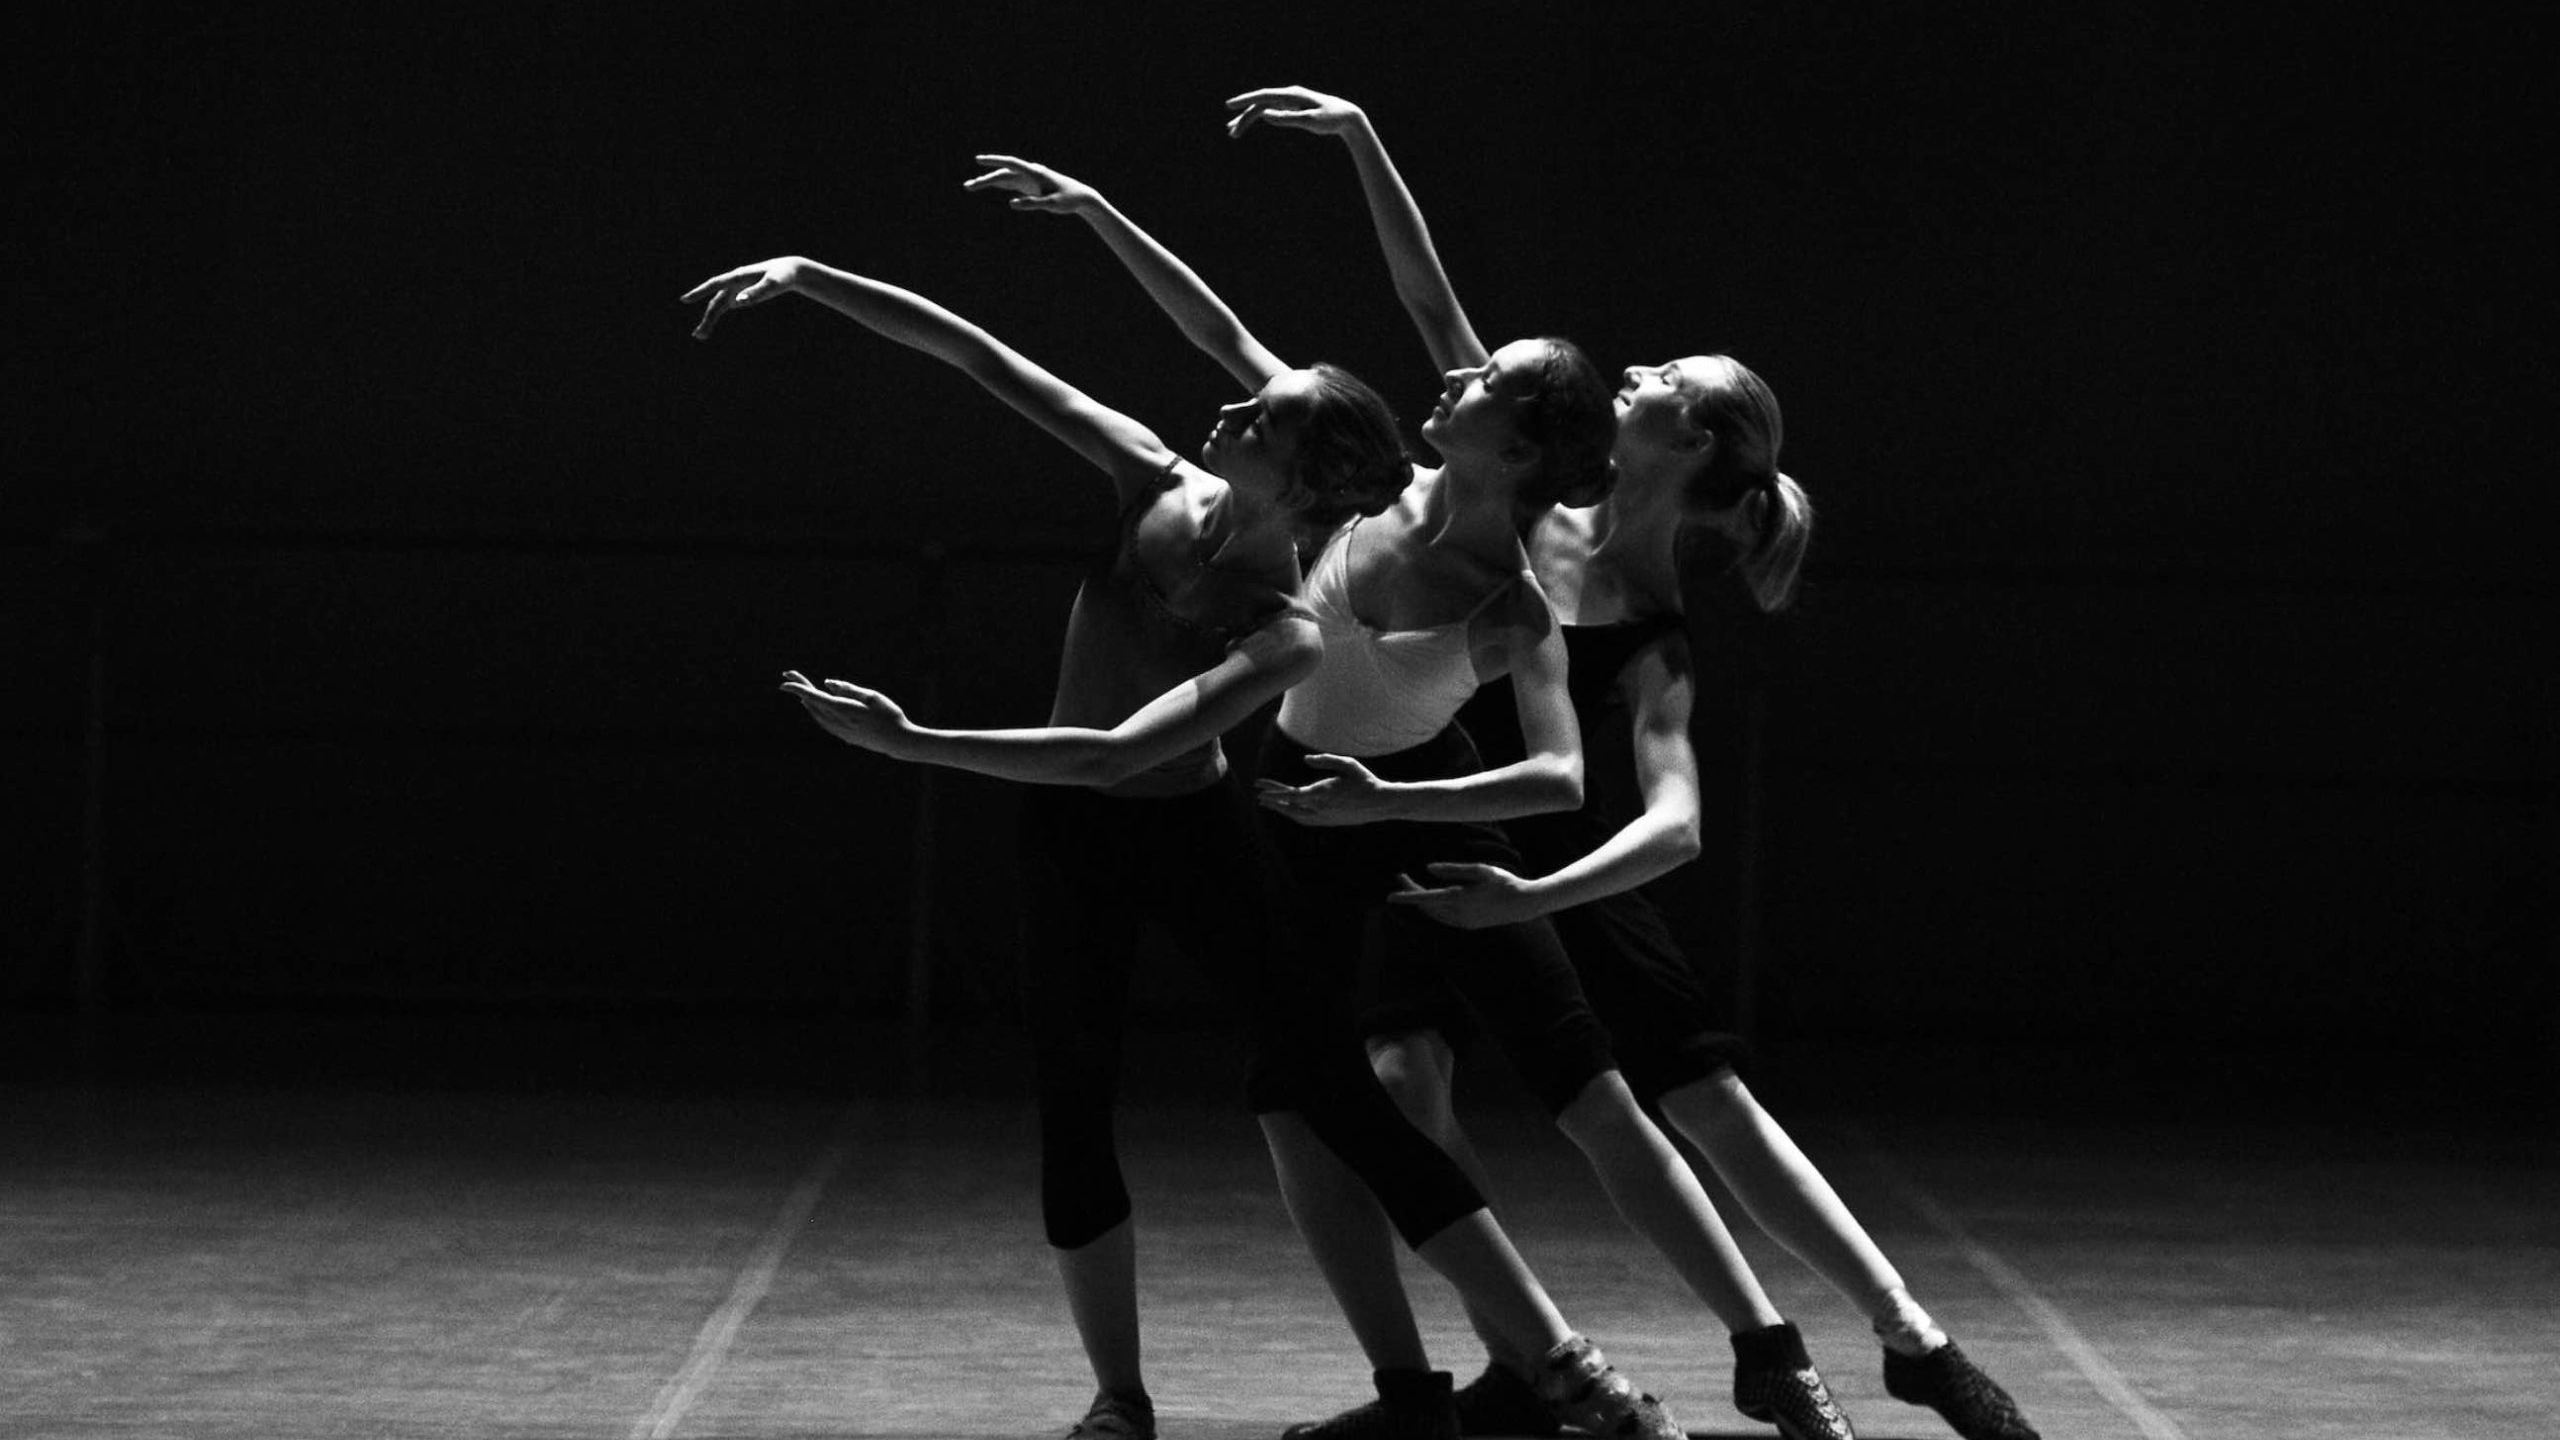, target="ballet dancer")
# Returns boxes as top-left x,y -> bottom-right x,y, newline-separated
684,169 -> 1665,1440
954,148 -> 1845,1440
1224,84 -> 2043,1440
